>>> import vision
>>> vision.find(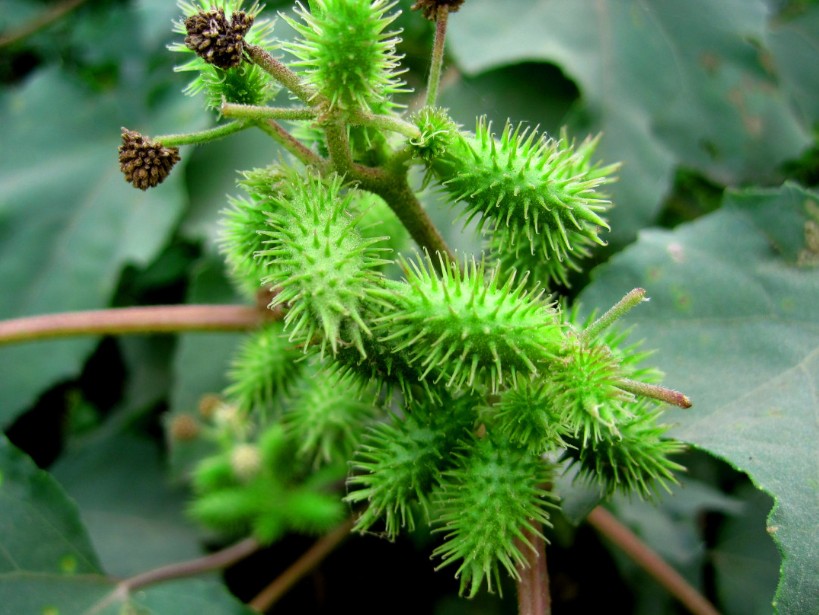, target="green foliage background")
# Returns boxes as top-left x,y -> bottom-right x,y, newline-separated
0,0 -> 816,613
